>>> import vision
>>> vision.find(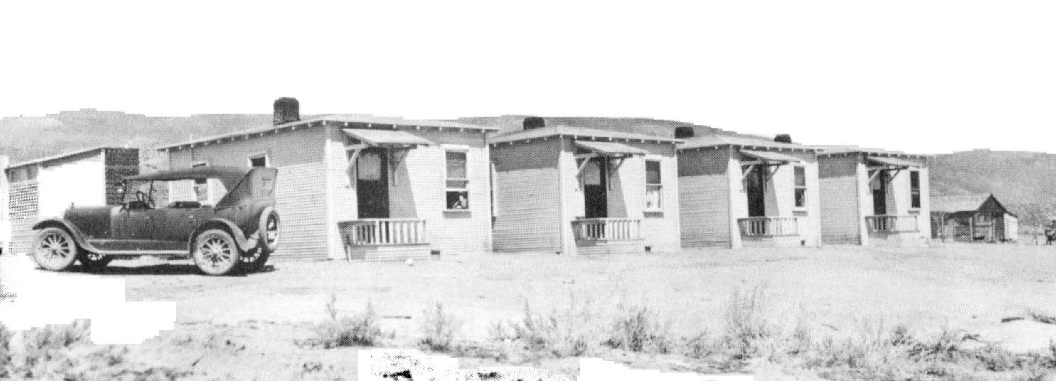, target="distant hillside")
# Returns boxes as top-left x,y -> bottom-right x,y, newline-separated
455,115 -> 754,139
931,149 -> 1056,229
